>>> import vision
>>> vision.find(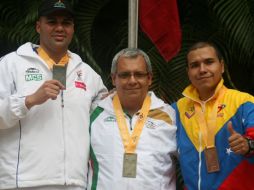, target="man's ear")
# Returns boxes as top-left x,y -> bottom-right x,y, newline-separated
111,74 -> 116,86
186,67 -> 190,78
148,73 -> 153,86
221,60 -> 225,74
36,20 -> 40,34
